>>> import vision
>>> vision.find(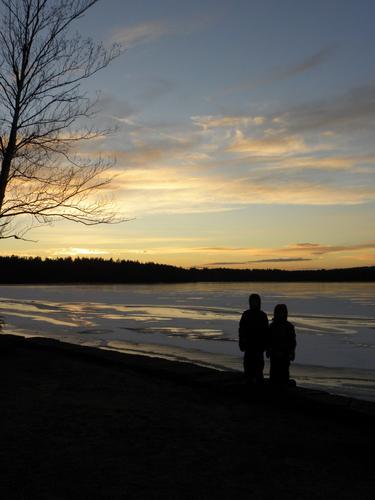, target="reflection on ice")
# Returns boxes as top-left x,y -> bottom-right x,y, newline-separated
0,300 -> 62,314
124,326 -> 225,341
293,315 -> 359,335
2,311 -> 77,327
95,303 -> 239,321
